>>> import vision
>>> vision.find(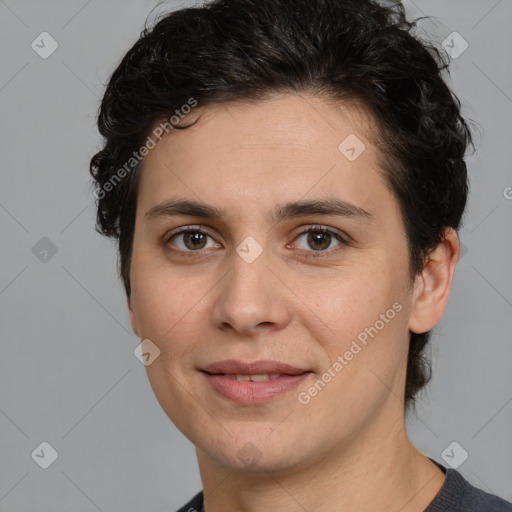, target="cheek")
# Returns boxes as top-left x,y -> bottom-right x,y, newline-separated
129,252 -> 205,347
294,279 -> 409,435
290,256 -> 411,402
292,262 -> 403,343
